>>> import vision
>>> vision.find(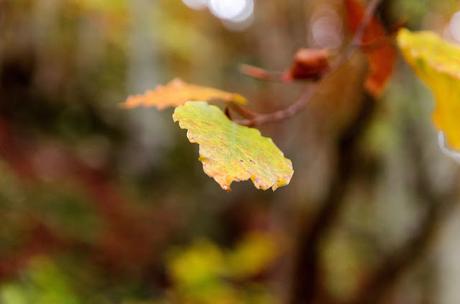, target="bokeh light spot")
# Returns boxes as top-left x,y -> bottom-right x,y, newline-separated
309,6 -> 343,49
450,11 -> 460,43
182,0 -> 208,10
209,0 -> 251,22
